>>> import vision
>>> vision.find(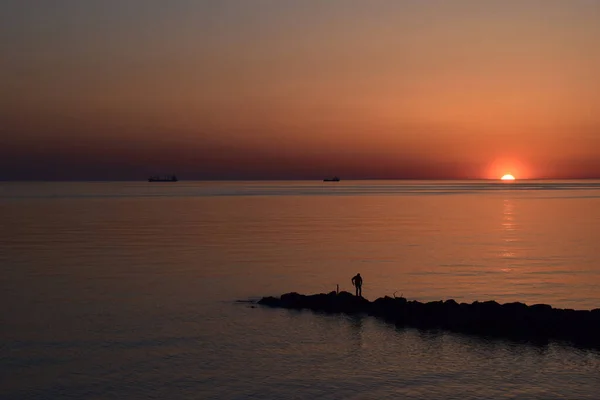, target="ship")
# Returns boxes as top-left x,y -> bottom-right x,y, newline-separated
148,175 -> 178,182
323,176 -> 340,182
